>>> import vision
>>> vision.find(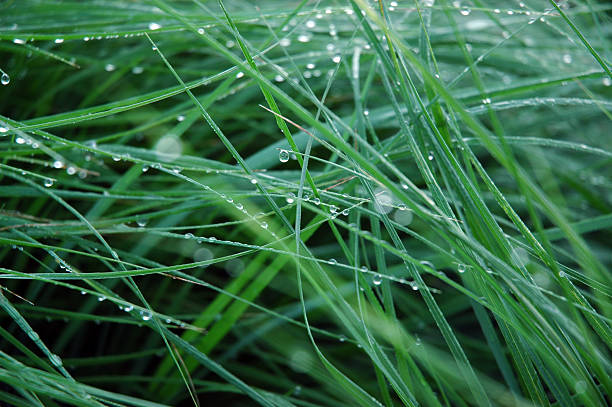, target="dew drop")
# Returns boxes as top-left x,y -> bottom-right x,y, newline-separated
306,20 -> 316,28
250,178 -> 258,184
50,354 -> 63,367
279,149 -> 290,163
177,114 -> 185,122
1,73 -> 10,85
457,264 -> 466,273
66,166 -> 77,175
603,77 -> 611,87
328,258 -> 337,265
149,22 -> 162,30
332,55 -> 341,63
427,151 -> 434,161
54,38 -> 64,44
0,126 -> 7,134
105,64 -> 116,72
197,28 -> 205,35
97,296 -> 106,302
562,54 -> 572,64
360,266 -> 368,272
260,221 -> 268,229
53,160 -> 64,169
460,7 -> 471,15
184,233 -> 194,239
44,179 -> 54,187
124,305 -> 134,312
372,274 -> 383,286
